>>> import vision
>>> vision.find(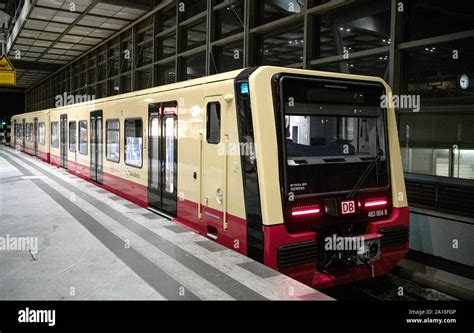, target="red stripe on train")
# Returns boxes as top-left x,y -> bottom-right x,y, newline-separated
51,154 -> 148,207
